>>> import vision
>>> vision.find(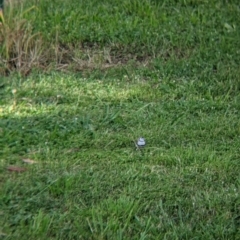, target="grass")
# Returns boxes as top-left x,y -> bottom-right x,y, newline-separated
0,0 -> 240,239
